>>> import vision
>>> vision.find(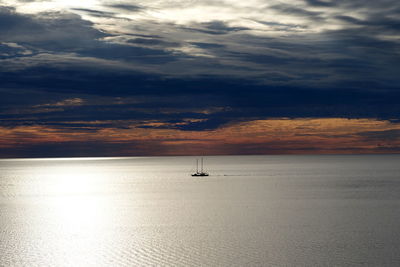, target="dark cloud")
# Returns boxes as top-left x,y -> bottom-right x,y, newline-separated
0,6 -> 182,67
71,8 -> 116,18
1,61 -> 400,132
190,42 -> 225,49
127,38 -> 180,47
358,129 -> 400,141
0,0 -> 400,146
254,20 -> 308,31
324,0 -> 398,9
0,6 -> 107,51
334,15 -> 364,24
77,43 -> 179,64
139,118 -> 231,131
105,4 -> 142,12
182,20 -> 250,35
0,6 -> 42,35
0,42 -> 32,59
269,4 -> 324,20
335,14 -> 400,33
304,0 -> 336,7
